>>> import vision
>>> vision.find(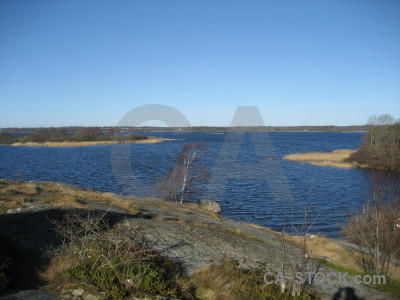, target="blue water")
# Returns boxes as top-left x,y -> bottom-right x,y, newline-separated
0,131 -> 372,237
